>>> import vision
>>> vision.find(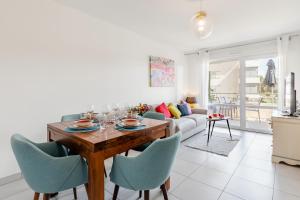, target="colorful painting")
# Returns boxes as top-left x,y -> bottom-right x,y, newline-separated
150,56 -> 175,87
